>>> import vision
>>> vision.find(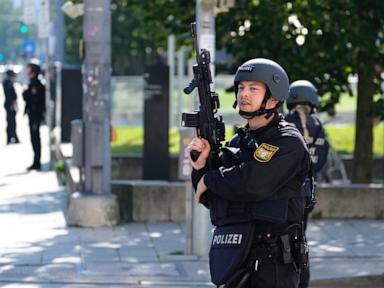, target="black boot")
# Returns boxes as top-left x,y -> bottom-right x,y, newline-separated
27,163 -> 41,171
